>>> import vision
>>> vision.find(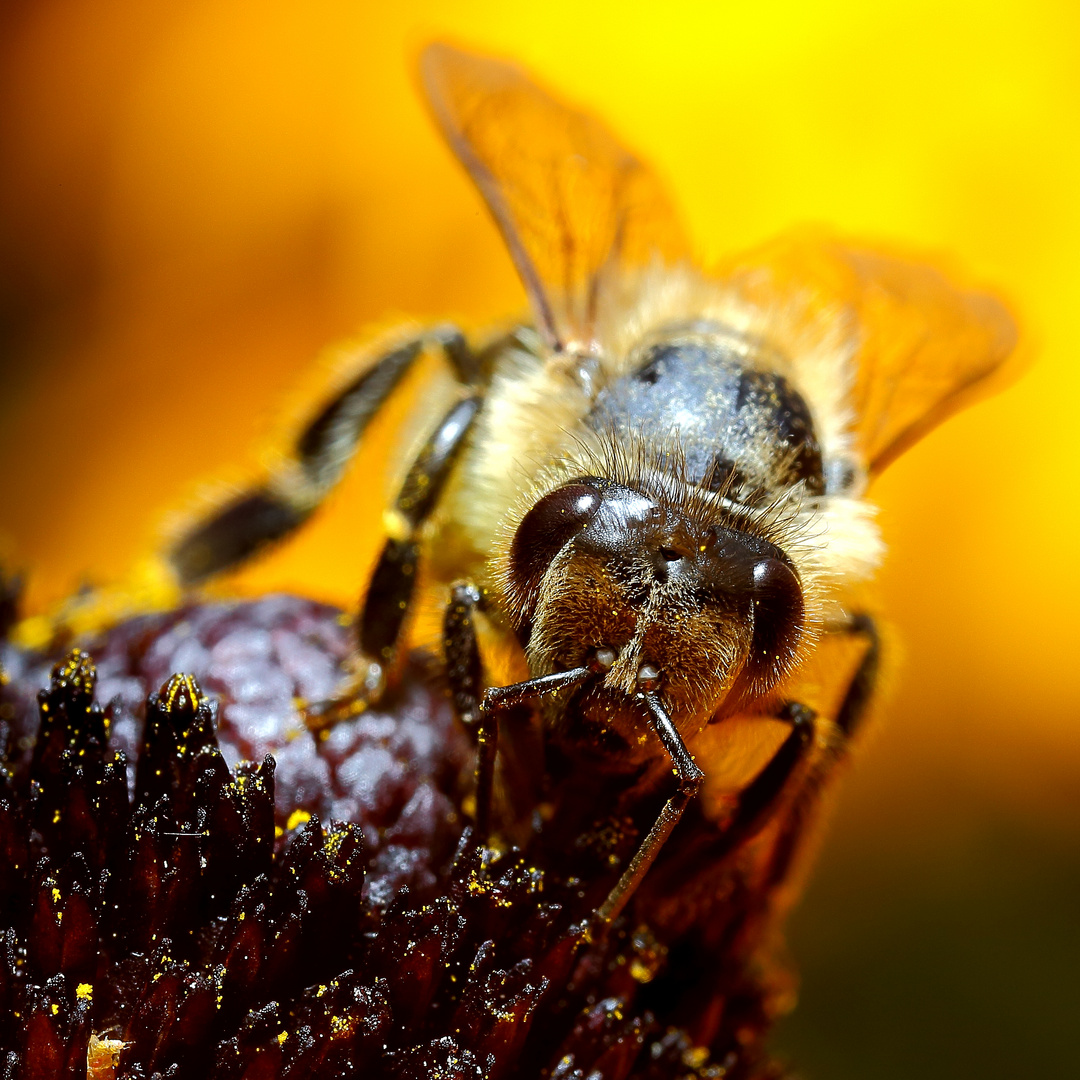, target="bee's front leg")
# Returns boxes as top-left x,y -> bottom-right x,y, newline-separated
441,592 -> 591,844
594,692 -> 705,928
304,393 -> 482,730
